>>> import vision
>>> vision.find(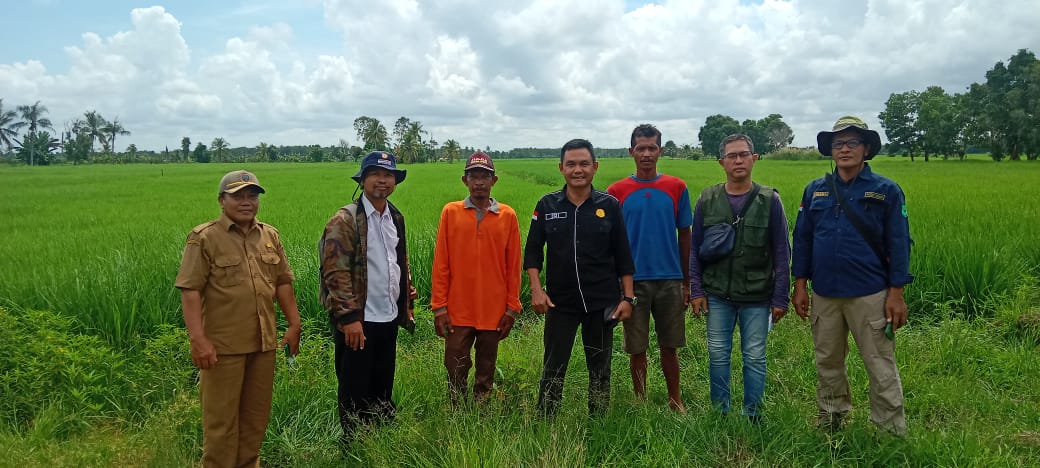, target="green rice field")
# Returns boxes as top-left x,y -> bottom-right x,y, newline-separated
1,158 -> 1038,466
